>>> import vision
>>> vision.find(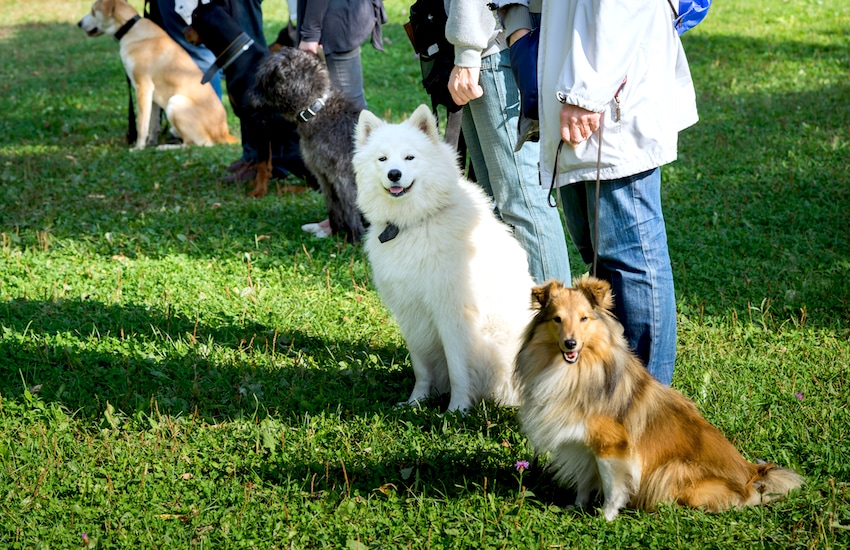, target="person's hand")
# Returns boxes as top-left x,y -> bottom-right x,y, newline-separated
298,40 -> 320,55
507,28 -> 530,47
448,66 -> 483,106
560,103 -> 602,147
